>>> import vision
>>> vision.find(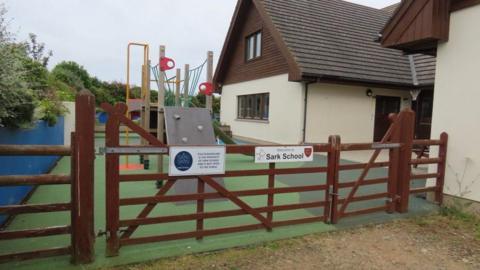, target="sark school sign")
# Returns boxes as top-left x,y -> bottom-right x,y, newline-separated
255,146 -> 314,163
